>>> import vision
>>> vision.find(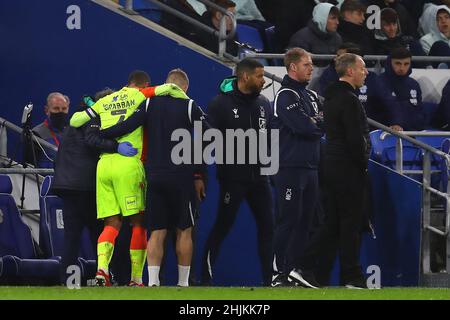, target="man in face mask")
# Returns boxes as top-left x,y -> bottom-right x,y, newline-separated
30,92 -> 70,168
